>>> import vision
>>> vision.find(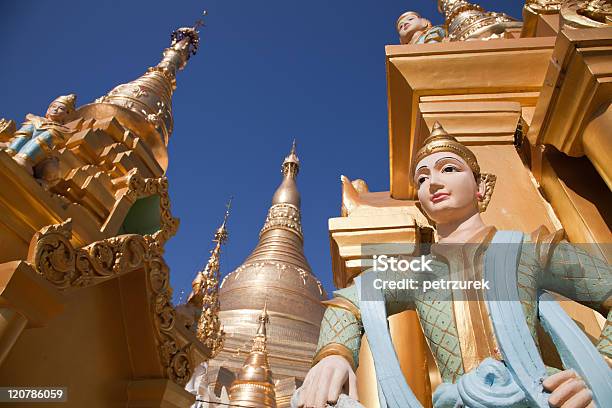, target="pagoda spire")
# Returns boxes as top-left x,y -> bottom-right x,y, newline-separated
193,197 -> 231,358
261,140 -> 303,237
94,11 -> 207,145
228,303 -> 277,408
437,0 -> 521,41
